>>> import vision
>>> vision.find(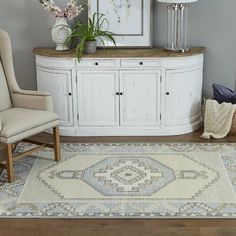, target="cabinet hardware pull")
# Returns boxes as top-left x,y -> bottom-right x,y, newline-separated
95,62 -> 99,66
116,92 -> 123,95
120,92 -> 123,95
68,93 -> 72,96
166,92 -> 170,95
139,62 -> 143,65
